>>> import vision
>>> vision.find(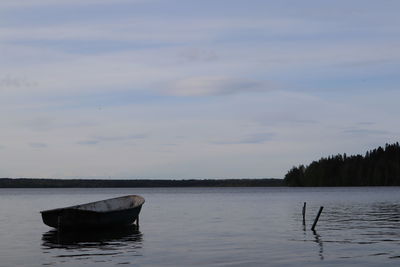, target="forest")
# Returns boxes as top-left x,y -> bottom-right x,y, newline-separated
284,142 -> 400,186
